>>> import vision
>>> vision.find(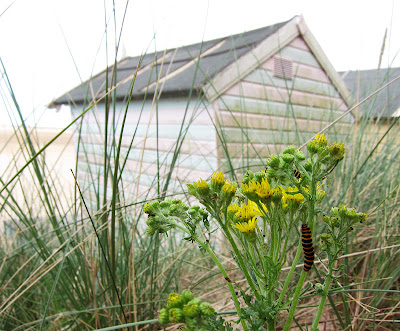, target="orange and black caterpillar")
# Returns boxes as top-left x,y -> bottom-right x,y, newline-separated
293,169 -> 301,180
301,223 -> 314,272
